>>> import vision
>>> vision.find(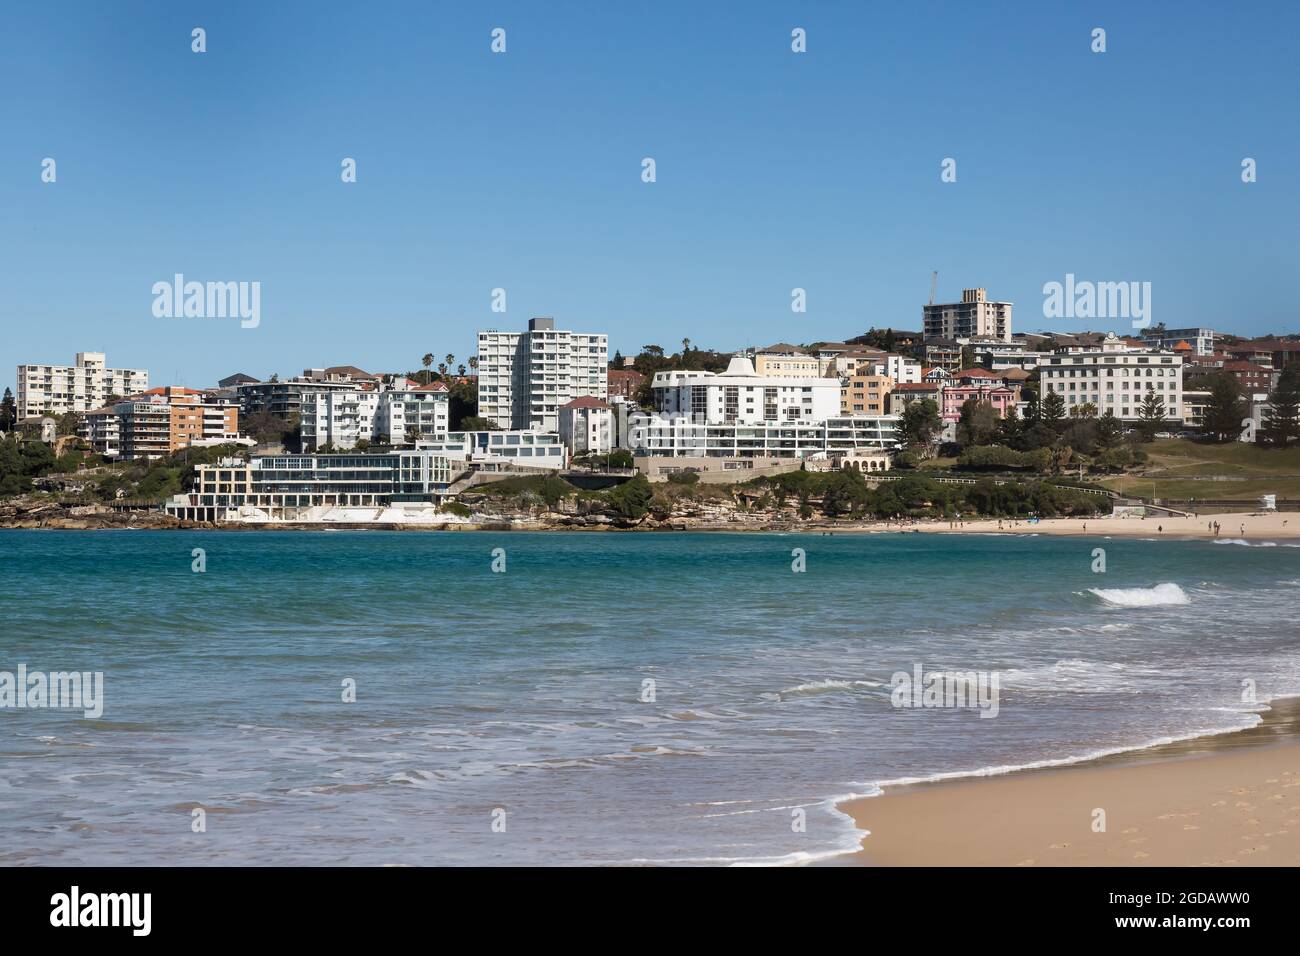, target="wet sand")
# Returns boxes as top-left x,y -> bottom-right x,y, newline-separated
840,697 -> 1300,866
